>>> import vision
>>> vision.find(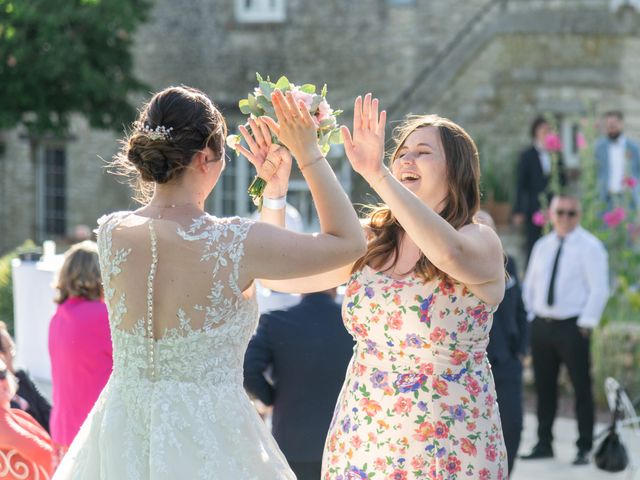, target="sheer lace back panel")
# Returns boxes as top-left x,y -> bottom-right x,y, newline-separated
96,212 -> 258,384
